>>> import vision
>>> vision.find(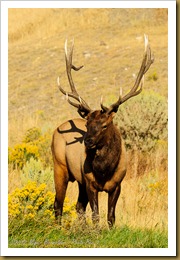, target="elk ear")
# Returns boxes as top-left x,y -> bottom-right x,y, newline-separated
110,112 -> 116,119
106,111 -> 116,122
